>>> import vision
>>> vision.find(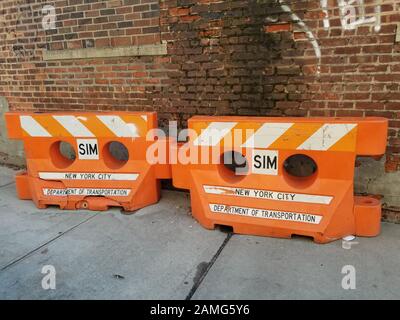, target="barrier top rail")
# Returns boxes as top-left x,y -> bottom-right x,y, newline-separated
188,116 -> 388,156
6,111 -> 157,139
